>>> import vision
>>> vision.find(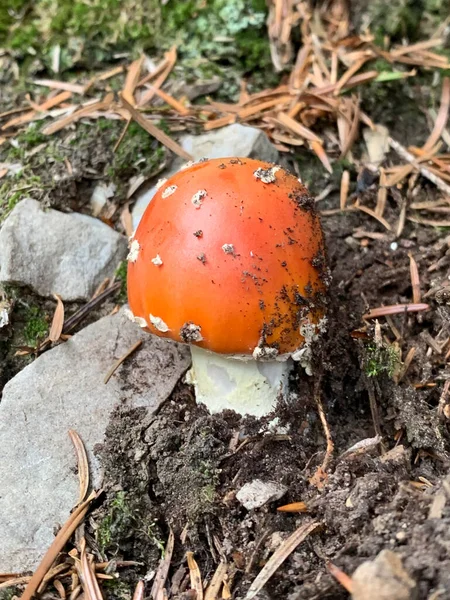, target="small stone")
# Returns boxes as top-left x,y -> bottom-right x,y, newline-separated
0,307 -> 191,572
236,479 -> 288,510
90,182 -> 116,217
351,550 -> 418,600
0,199 -> 127,301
